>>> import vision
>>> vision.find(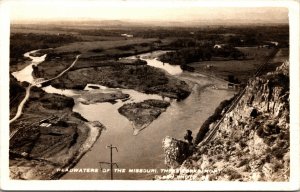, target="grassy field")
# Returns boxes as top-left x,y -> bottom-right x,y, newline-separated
11,25 -> 171,56
188,47 -> 275,83
257,48 -> 289,75
11,26 -> 134,42
269,48 -> 289,63
53,38 -> 170,56
11,27 -> 79,35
